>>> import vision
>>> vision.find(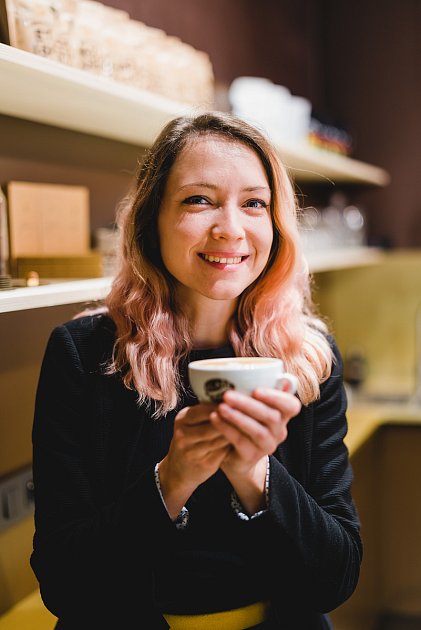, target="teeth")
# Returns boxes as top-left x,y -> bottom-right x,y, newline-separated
203,254 -> 243,264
